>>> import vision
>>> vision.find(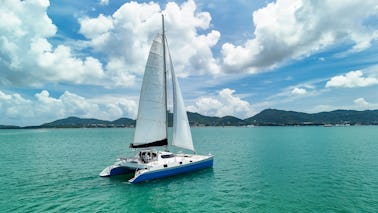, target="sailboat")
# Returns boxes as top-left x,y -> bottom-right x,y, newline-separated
100,15 -> 214,183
